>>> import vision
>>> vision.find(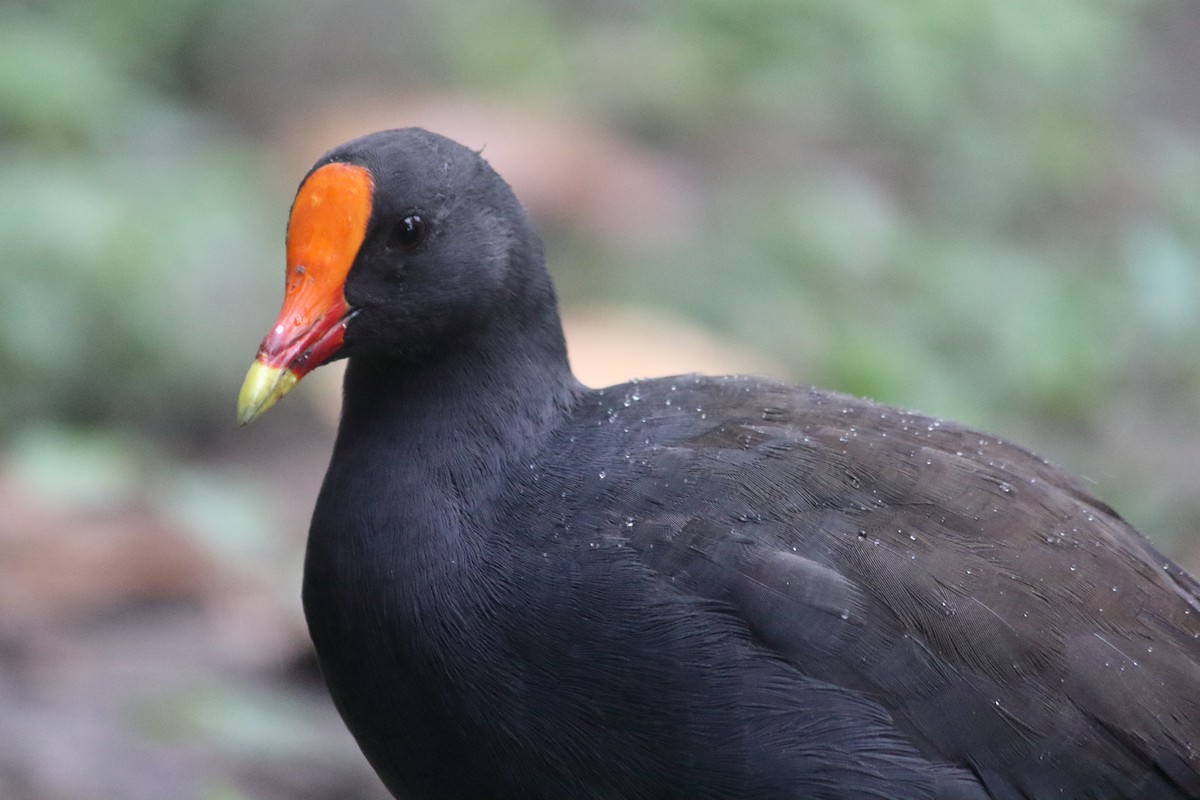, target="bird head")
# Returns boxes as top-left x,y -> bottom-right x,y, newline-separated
237,128 -> 538,424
